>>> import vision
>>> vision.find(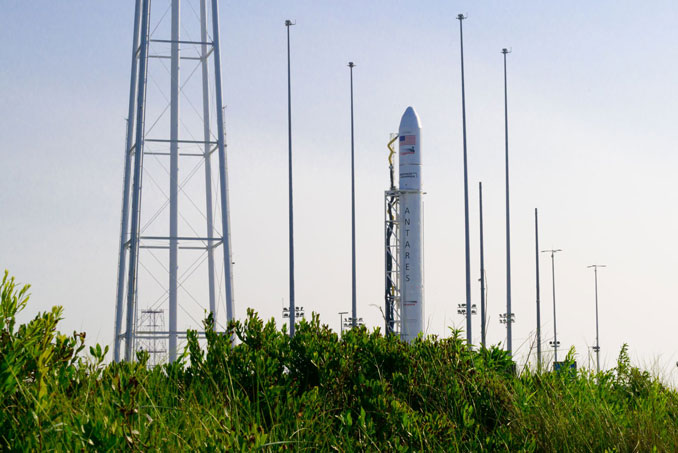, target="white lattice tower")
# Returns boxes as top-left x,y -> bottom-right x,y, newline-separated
136,308 -> 167,366
113,0 -> 234,362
